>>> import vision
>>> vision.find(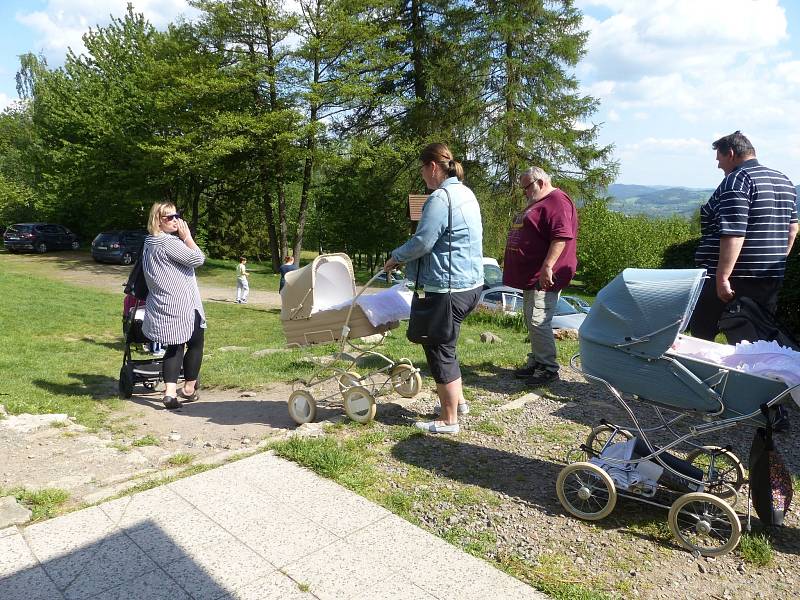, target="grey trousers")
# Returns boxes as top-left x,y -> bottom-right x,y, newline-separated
236,277 -> 249,302
522,288 -> 560,372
